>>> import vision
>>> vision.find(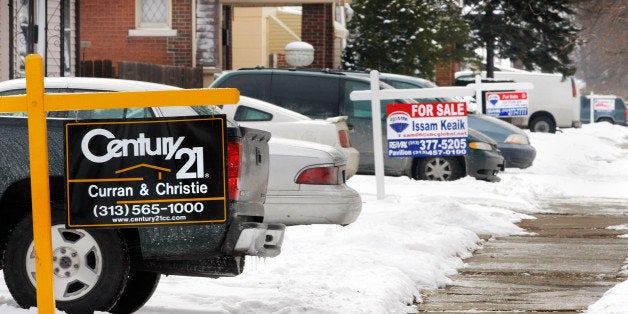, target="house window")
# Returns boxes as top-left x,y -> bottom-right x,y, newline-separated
129,0 -> 177,37
139,0 -> 169,28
